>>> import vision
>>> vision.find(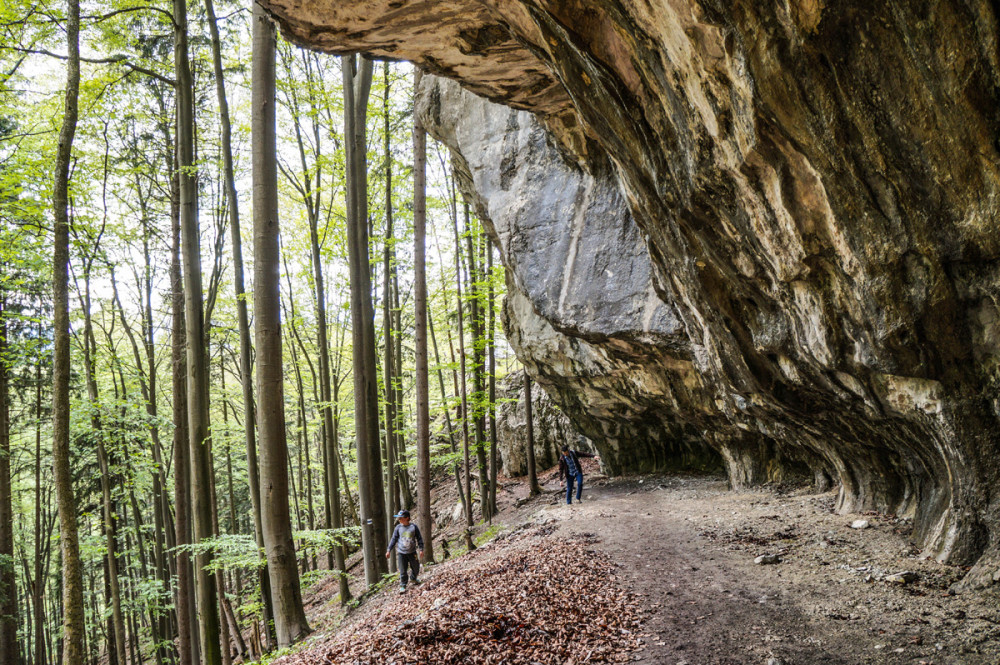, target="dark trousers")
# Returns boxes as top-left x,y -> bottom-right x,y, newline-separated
566,471 -> 583,504
397,552 -> 419,586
